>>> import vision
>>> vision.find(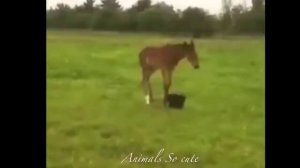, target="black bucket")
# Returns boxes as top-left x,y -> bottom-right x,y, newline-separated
166,94 -> 186,109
